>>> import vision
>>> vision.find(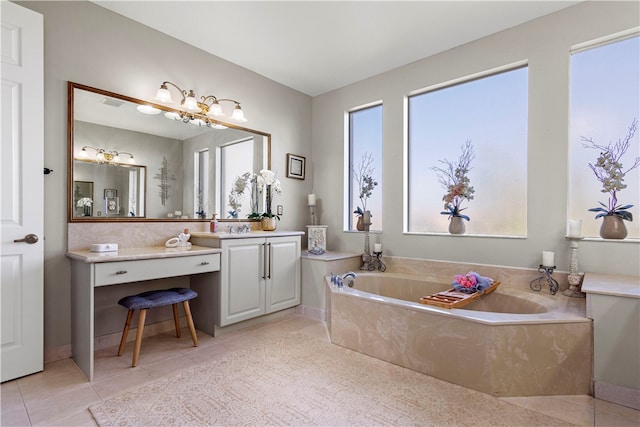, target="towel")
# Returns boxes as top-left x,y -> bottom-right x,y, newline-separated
451,271 -> 494,293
